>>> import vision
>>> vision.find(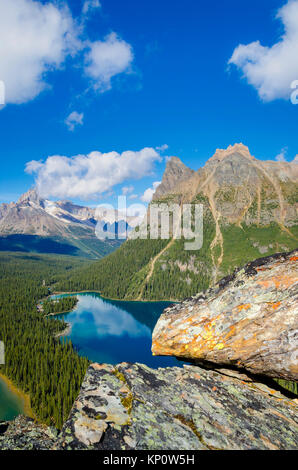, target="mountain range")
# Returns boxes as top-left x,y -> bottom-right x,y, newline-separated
0,189 -> 137,258
55,143 -> 298,300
